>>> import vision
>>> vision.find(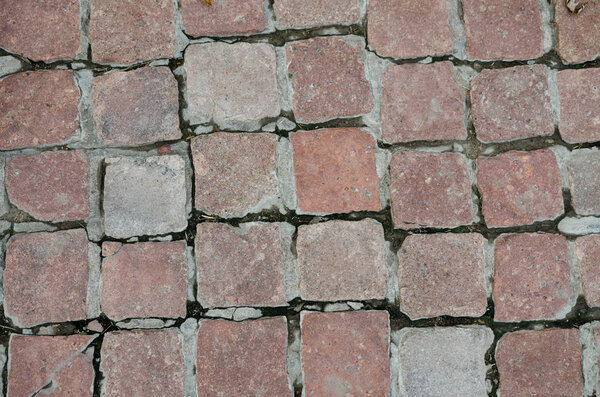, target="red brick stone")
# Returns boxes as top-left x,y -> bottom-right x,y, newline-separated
390,151 -> 474,228
568,149 -> 600,215
367,0 -> 452,59
5,150 -> 89,222
493,233 -> 574,322
197,318 -> 290,396
477,150 -> 563,227
0,71 -> 79,150
191,133 -> 279,218
101,241 -> 187,320
296,219 -> 387,301
398,233 -> 487,319
496,329 -> 583,396
181,0 -> 265,36
286,37 -> 373,123
93,67 -> 180,146
558,68 -> 600,143
89,0 -> 176,64
0,0 -> 80,62
555,0 -> 600,64
381,62 -> 465,143
4,229 -> 89,327
462,0 -> 544,60
576,235 -> 600,307
302,311 -> 390,396
291,128 -> 380,214
471,65 -> 554,142
274,0 -> 361,28
102,329 -> 184,395
8,335 -> 95,397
